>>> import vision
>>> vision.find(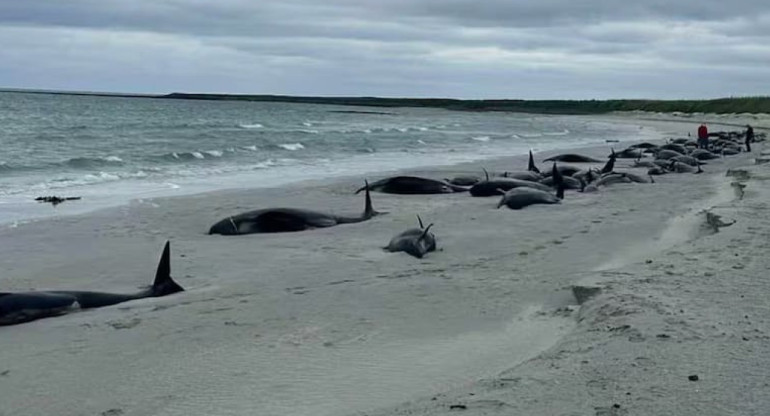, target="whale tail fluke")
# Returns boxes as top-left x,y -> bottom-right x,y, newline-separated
419,224 -> 434,242
151,241 -> 184,296
552,163 -> 565,200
